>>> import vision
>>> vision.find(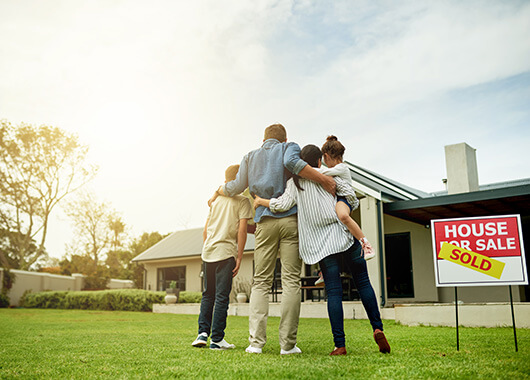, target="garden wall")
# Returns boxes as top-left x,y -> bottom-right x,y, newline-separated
0,268 -> 134,306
